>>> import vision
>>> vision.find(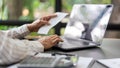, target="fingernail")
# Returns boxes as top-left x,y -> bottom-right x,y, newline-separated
47,23 -> 50,25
